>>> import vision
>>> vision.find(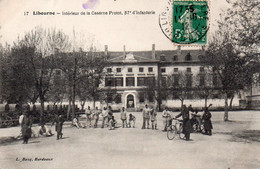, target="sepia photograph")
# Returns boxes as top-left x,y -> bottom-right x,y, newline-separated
0,0 -> 259,168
